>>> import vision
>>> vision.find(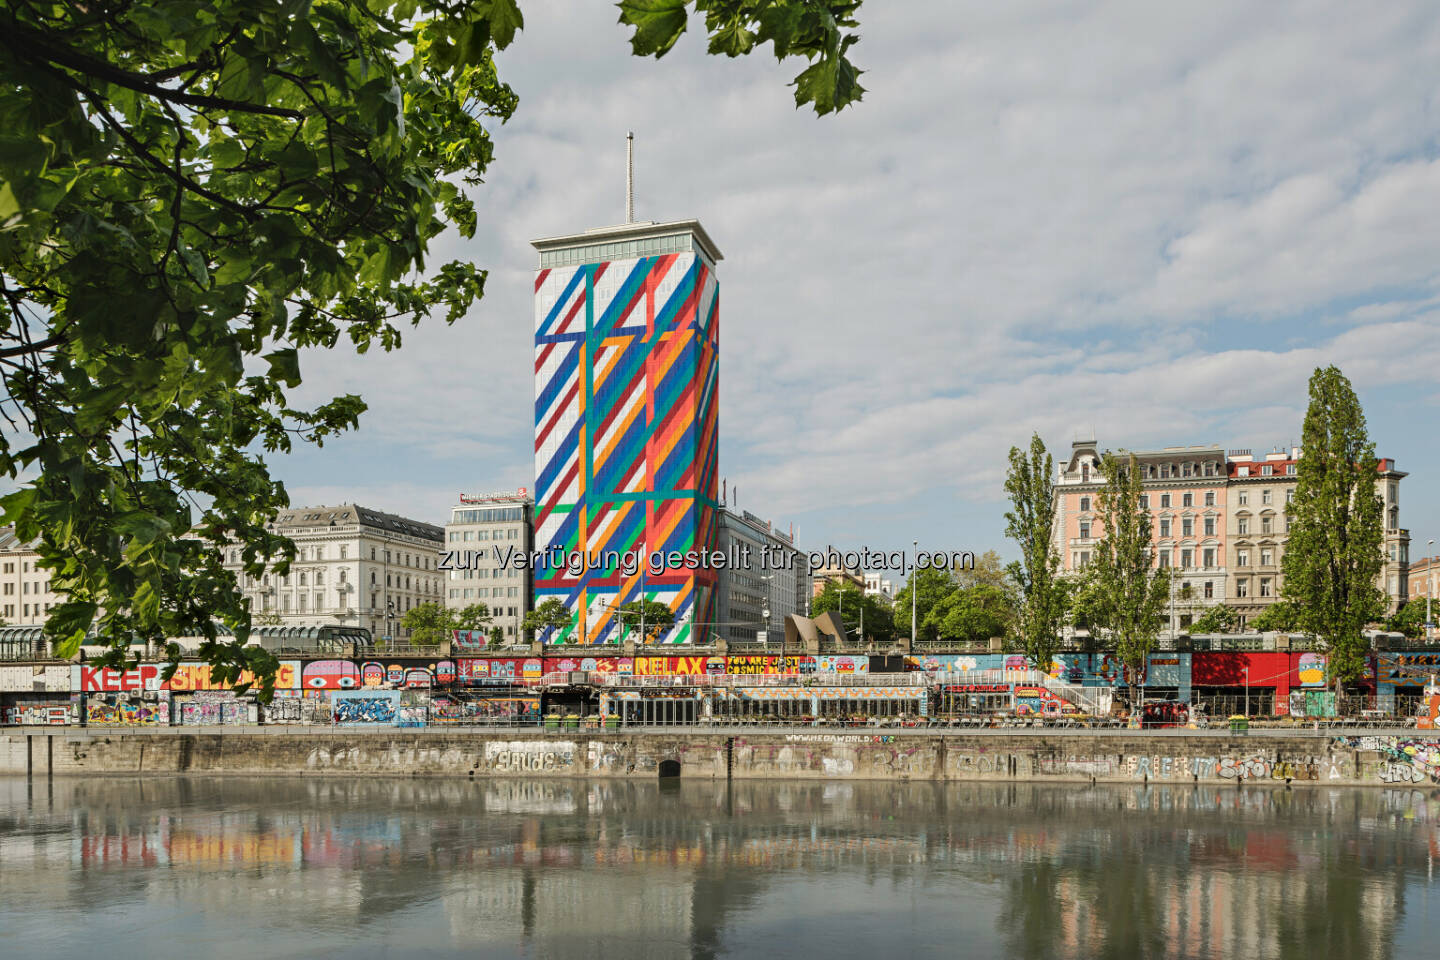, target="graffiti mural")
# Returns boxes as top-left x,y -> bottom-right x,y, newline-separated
1336,736 -> 1440,784
3,703 -> 72,725
303,661 -> 362,690
332,696 -> 398,724
86,697 -> 169,725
